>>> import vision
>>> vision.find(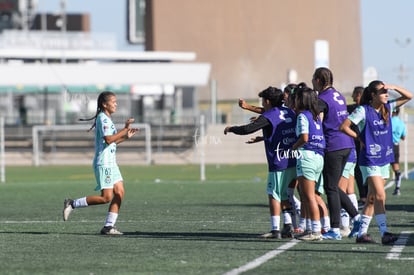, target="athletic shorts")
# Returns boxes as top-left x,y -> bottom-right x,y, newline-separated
266,167 -> 296,201
296,150 -> 324,181
94,165 -> 123,191
342,161 -> 356,179
359,164 -> 390,185
296,150 -> 324,194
